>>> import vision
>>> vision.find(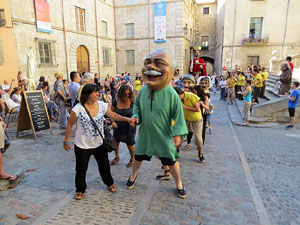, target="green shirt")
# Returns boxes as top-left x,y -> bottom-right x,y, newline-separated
132,85 -> 188,161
